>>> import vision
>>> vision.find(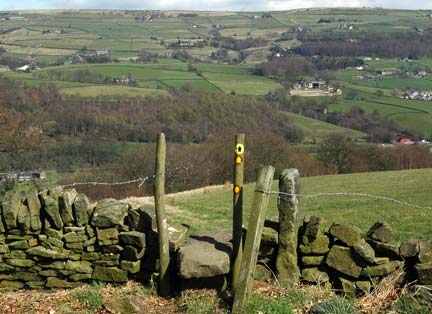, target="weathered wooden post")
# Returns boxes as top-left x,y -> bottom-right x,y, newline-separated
232,165 -> 275,313
154,132 -> 171,297
276,168 -> 301,287
232,133 -> 245,292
